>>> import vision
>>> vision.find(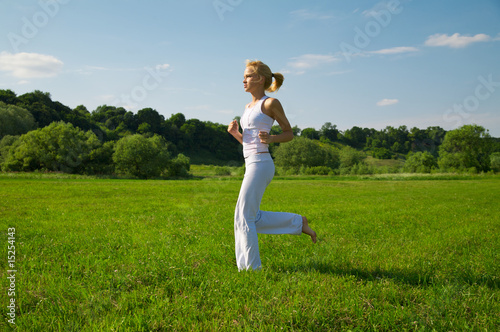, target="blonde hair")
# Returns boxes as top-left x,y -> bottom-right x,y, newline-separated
246,60 -> 284,93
